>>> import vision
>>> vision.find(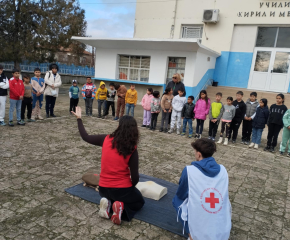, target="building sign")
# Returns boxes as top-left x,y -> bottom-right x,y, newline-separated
237,2 -> 290,17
